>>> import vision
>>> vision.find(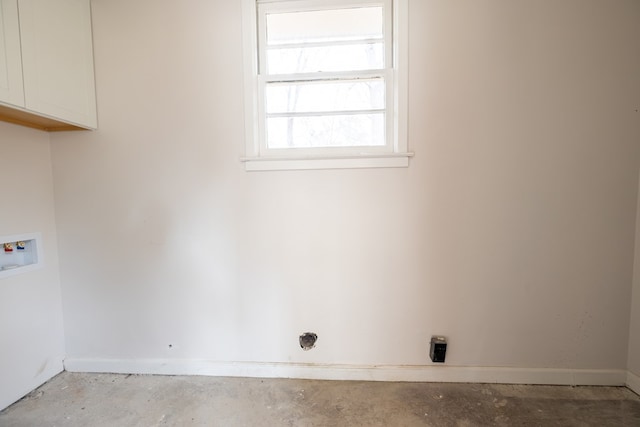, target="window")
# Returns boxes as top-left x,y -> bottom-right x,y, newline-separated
242,0 -> 410,171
